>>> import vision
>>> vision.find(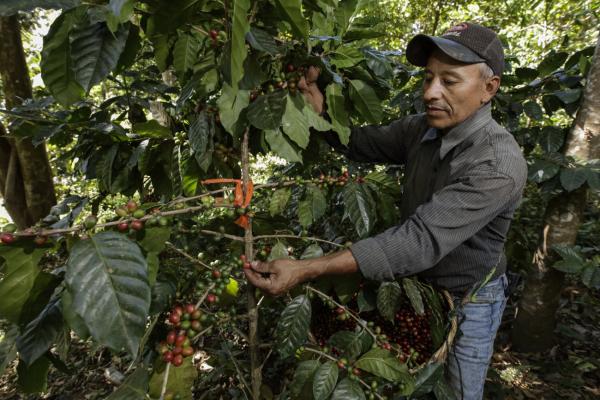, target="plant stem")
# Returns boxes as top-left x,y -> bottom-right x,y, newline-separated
158,362 -> 170,400
165,241 -> 212,271
253,234 -> 344,248
241,128 -> 261,400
